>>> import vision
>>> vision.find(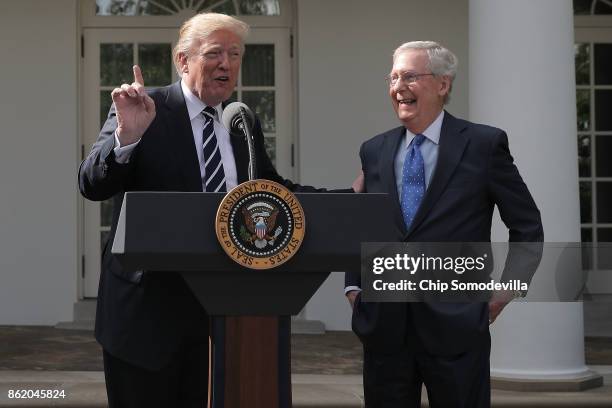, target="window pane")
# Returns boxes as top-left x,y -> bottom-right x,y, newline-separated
582,228 -> 593,270
242,91 -> 275,133
143,0 -> 179,15
594,44 -> 612,85
228,91 -> 238,103
582,228 -> 593,242
264,136 -> 276,166
100,199 -> 113,227
577,89 -> 590,131
595,136 -> 612,177
97,0 -> 139,15
594,0 -> 612,14
595,90 -> 612,131
196,0 -> 226,12
138,43 -> 172,86
197,0 -> 214,11
596,182 -> 612,222
575,43 -> 590,85
573,0 -> 592,15
575,0 -> 612,14
597,228 -> 612,269
238,0 -> 280,15
243,44 -> 275,86
580,181 -> 592,223
578,135 -> 591,177
100,44 -> 134,86
100,90 -> 113,129
212,1 -> 237,15
96,0 -> 177,15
